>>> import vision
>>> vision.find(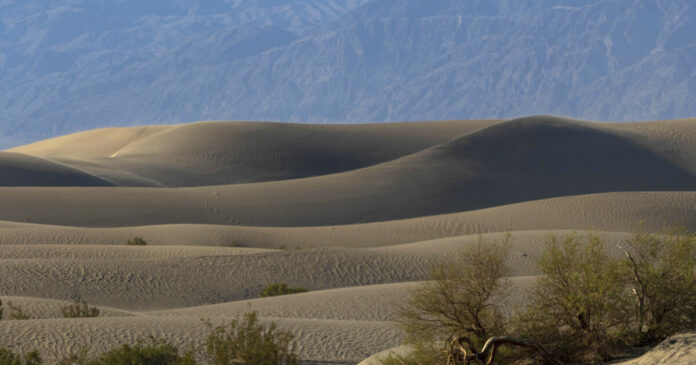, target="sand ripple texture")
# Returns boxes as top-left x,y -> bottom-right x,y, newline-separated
2,117 -> 696,363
